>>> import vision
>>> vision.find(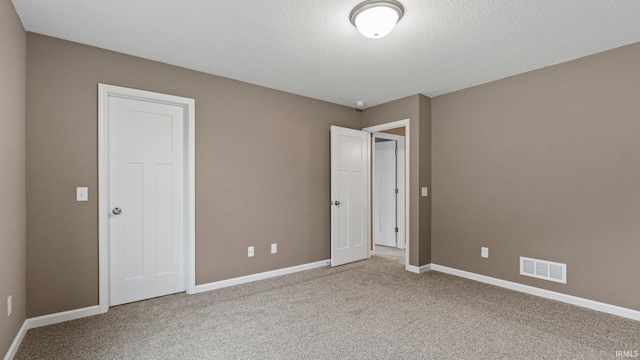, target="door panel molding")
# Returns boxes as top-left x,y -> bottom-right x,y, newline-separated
98,84 -> 195,313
